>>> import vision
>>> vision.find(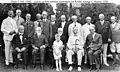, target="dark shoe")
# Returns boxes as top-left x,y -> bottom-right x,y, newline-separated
41,65 -> 44,70
50,65 -> 54,69
23,66 -> 27,70
14,65 -> 18,69
89,65 -> 93,71
96,68 -> 100,72
32,65 -> 36,68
